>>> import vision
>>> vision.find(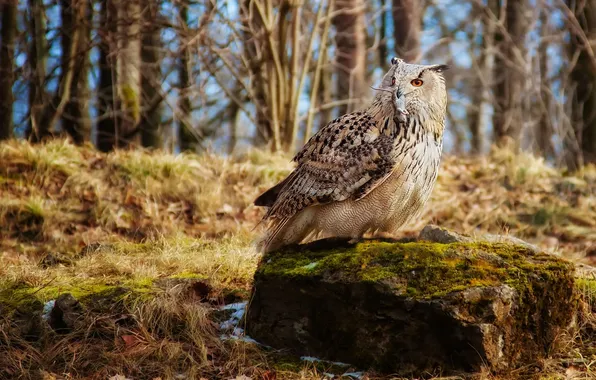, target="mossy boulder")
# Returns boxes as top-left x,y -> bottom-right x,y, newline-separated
246,236 -> 578,376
